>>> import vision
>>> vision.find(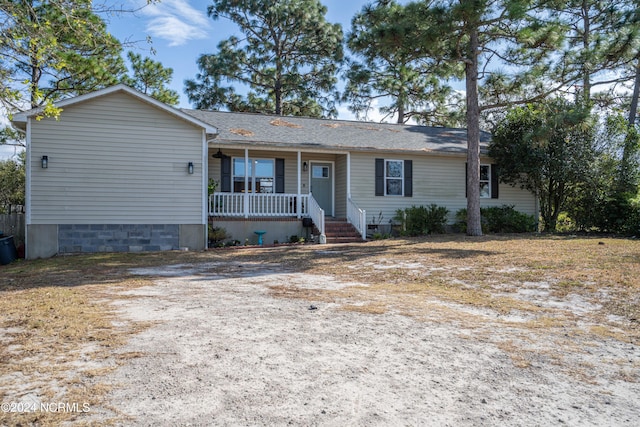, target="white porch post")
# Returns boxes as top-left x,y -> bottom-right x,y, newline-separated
297,151 -> 302,218
244,148 -> 249,218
